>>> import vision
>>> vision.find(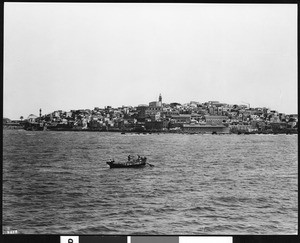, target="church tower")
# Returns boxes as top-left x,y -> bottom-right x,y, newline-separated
159,93 -> 162,103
